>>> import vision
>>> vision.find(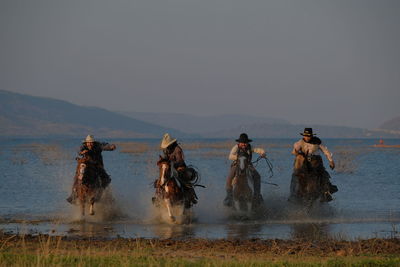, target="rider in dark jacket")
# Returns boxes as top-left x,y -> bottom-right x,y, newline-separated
160,133 -> 198,208
66,135 -> 116,203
